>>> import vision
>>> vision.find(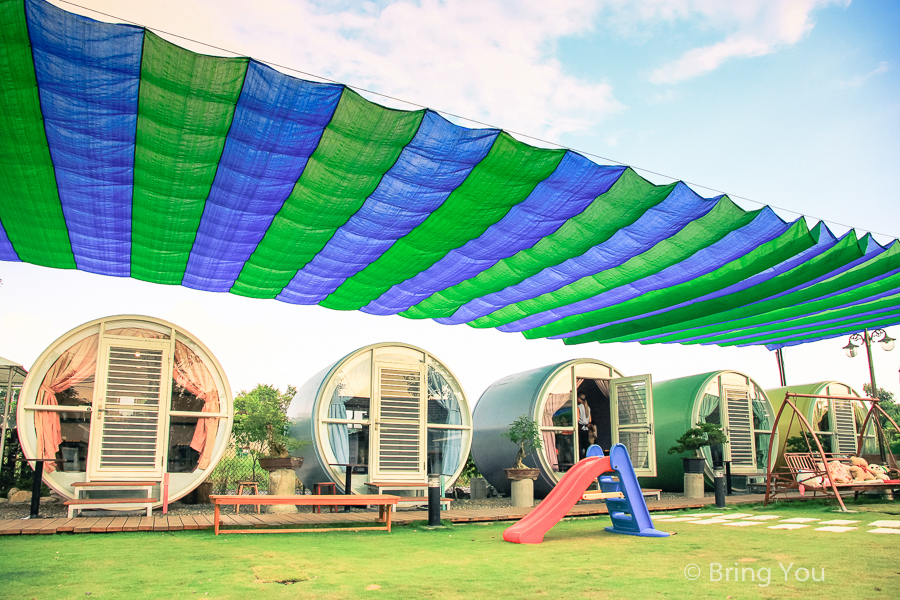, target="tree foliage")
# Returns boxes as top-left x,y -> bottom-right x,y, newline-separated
668,422 -> 728,456
232,384 -> 305,460
502,414 -> 543,469
863,383 -> 900,453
